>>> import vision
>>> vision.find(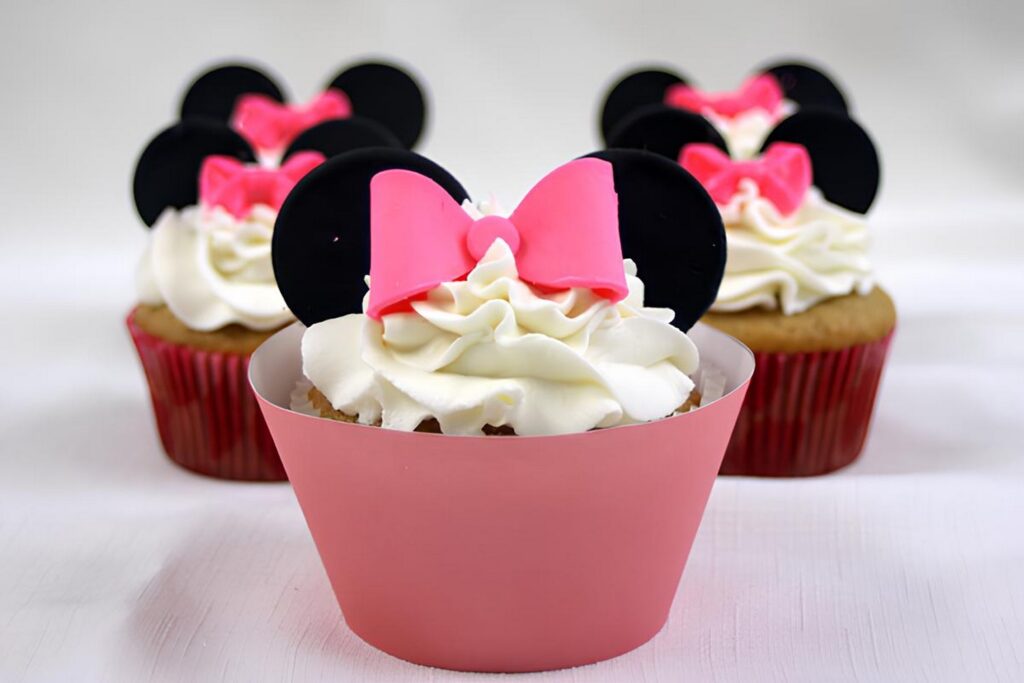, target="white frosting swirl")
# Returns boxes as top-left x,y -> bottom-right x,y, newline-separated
711,179 -> 873,315
299,239 -> 699,436
136,204 -> 294,331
